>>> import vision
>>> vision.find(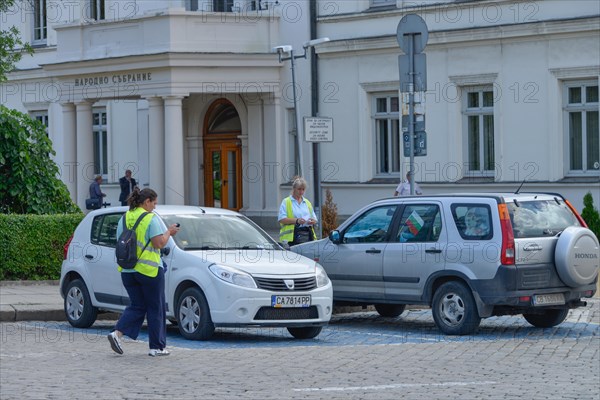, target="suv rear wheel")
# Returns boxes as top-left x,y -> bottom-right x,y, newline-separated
523,309 -> 569,328
432,281 -> 481,335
